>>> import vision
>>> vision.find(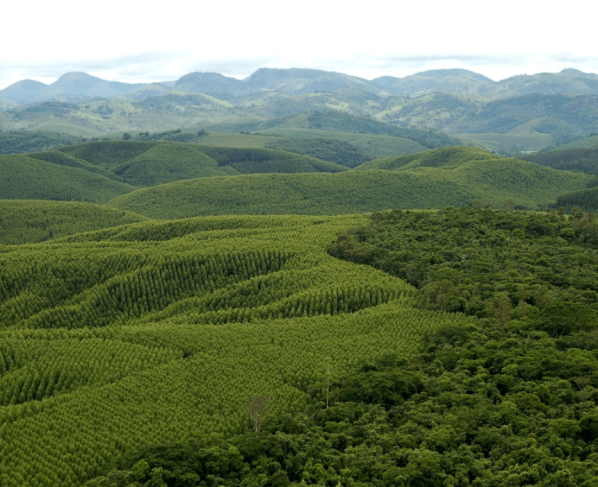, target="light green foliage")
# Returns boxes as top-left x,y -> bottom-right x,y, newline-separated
355,146 -> 500,171
0,214 -> 470,486
197,146 -> 347,174
107,154 -> 592,218
27,151 -> 120,180
60,140 -> 159,166
0,200 -> 147,244
108,143 -> 237,186
0,154 -> 134,203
